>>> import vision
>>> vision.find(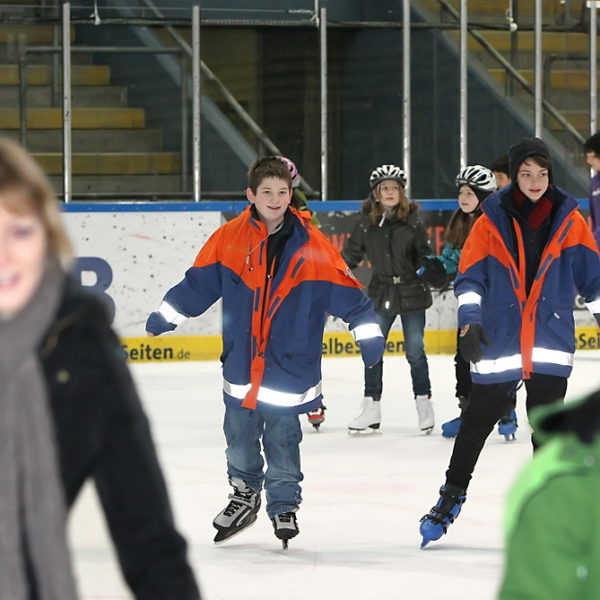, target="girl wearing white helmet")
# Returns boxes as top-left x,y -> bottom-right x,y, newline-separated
342,163 -> 436,434
434,165 -> 517,441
